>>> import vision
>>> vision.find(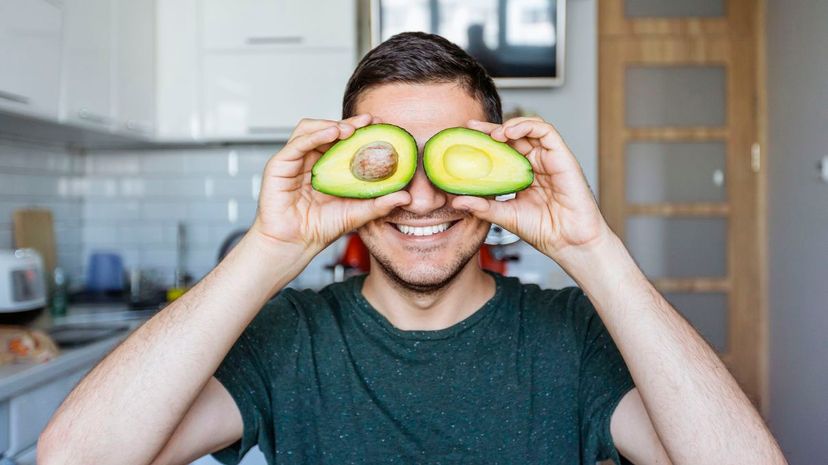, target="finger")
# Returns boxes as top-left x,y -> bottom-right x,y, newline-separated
467,120 -> 536,154
345,190 -> 412,229
502,115 -> 544,126
314,114 -> 380,154
346,113 -> 375,130
469,116 -> 543,136
273,125 -> 342,165
507,137 -> 536,155
466,119 -> 500,134
288,114 -> 372,142
493,120 -> 567,152
451,196 -> 517,232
